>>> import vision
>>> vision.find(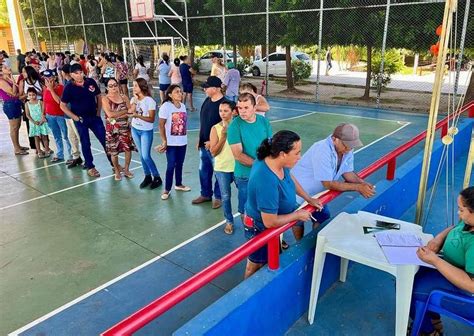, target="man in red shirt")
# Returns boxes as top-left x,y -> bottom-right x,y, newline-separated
43,69 -> 76,163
